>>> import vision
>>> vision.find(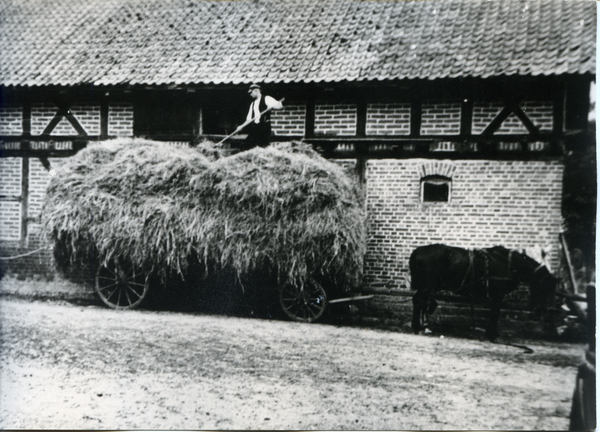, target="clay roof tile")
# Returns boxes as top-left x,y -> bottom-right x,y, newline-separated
0,0 -> 594,87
